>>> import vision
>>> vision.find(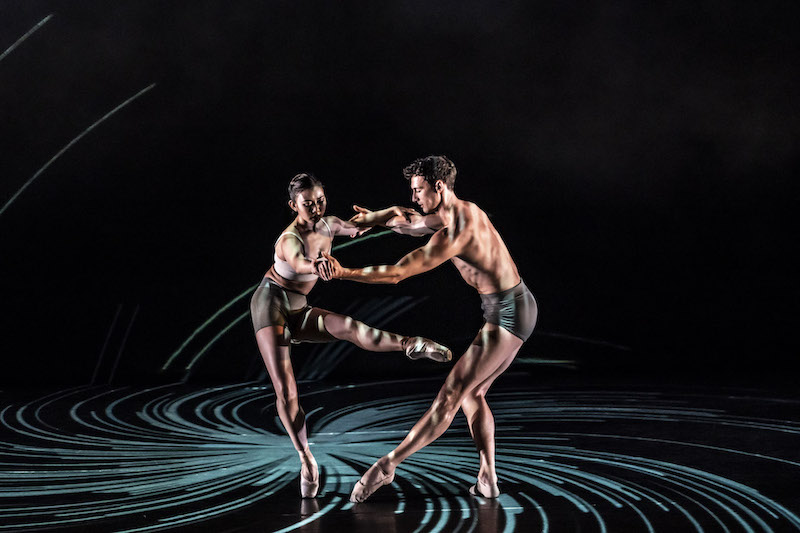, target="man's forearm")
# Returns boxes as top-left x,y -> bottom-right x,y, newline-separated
338,265 -> 404,284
